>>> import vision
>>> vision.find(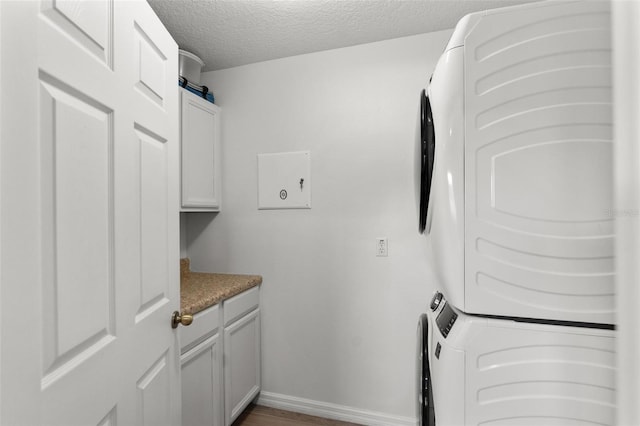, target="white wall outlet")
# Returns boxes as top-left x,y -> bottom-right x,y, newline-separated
376,237 -> 388,257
